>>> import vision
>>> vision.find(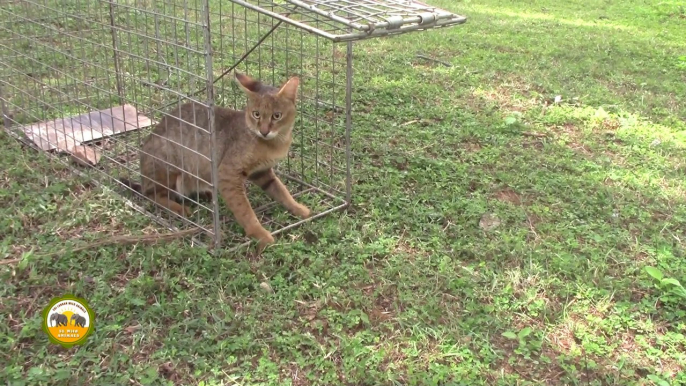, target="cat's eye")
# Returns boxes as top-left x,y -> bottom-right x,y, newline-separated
251,111 -> 260,119
272,112 -> 283,120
